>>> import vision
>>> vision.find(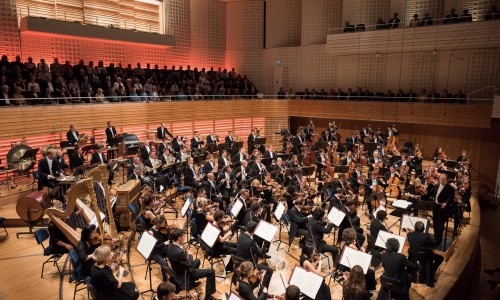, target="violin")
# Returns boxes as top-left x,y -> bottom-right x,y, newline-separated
90,231 -> 113,246
248,269 -> 264,286
169,290 -> 199,300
